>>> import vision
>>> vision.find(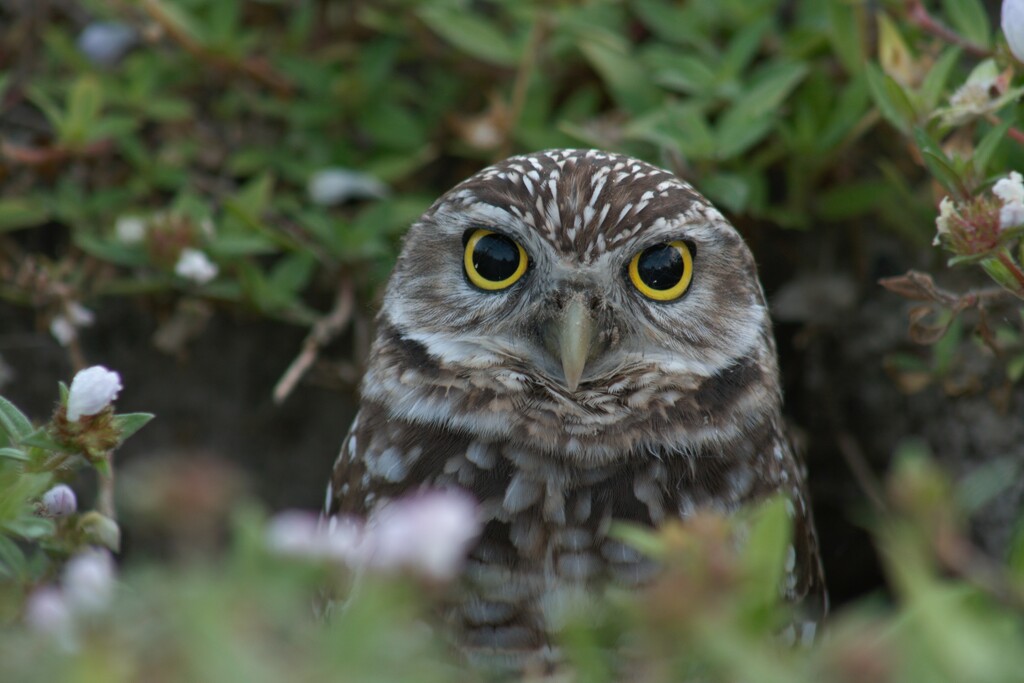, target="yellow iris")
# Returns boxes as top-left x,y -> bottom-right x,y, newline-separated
463,229 -> 528,291
628,240 -> 693,301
